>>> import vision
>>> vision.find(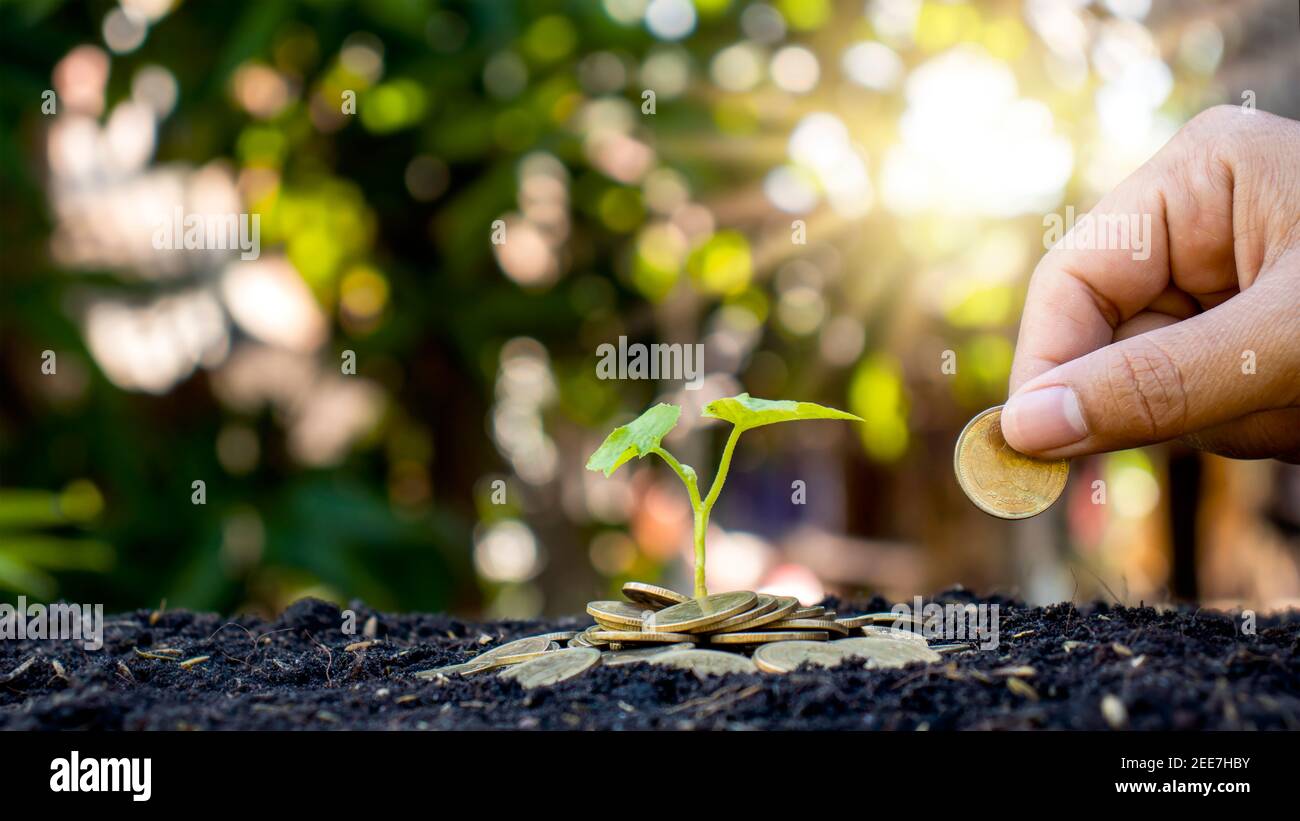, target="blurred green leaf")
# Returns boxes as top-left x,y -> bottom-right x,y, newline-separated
0,554 -> 55,599
0,490 -> 63,528
0,536 -> 113,572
